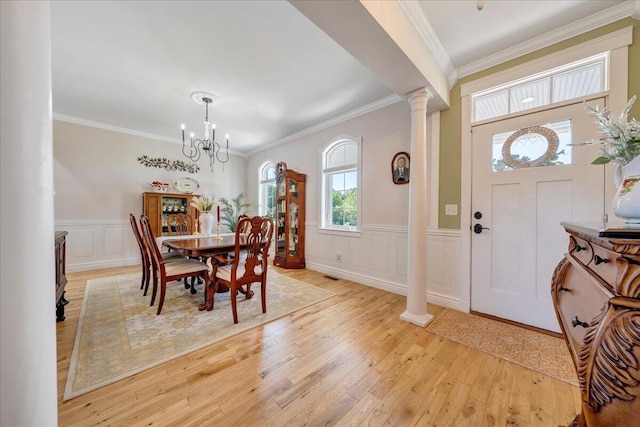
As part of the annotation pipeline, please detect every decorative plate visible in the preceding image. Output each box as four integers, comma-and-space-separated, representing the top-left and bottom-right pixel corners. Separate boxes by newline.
174, 177, 200, 194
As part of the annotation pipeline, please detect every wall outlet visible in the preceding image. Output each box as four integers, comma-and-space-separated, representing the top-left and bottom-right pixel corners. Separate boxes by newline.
336, 252, 341, 261
445, 204, 458, 216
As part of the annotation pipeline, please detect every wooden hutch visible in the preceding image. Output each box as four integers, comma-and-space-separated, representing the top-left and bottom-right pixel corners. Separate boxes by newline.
143, 192, 199, 236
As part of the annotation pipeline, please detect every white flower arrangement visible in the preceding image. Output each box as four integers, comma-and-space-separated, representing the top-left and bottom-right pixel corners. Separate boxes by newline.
190, 192, 215, 213
579, 95, 640, 166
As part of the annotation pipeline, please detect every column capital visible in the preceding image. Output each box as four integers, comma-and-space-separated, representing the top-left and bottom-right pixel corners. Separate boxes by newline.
406, 88, 434, 112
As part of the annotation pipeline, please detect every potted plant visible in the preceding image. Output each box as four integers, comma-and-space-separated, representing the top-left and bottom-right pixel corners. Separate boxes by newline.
190, 192, 216, 234
581, 96, 640, 222
218, 193, 255, 232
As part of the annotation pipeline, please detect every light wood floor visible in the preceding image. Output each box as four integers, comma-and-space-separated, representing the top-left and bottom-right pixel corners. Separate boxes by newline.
57, 265, 581, 426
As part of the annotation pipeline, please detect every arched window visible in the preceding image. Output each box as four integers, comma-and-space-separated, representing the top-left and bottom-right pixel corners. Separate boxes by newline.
258, 161, 276, 218
321, 136, 361, 231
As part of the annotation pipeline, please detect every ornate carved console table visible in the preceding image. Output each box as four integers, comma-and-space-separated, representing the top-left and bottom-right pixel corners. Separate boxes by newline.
552, 222, 640, 426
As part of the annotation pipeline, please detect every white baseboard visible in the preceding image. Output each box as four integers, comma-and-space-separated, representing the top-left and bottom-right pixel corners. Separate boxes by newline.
305, 261, 407, 295
67, 257, 140, 273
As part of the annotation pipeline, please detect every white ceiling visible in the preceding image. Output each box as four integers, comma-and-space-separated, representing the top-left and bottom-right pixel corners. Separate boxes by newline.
51, 0, 636, 154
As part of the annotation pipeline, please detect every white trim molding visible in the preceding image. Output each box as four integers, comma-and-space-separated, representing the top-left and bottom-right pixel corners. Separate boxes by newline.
397, 0, 457, 87
53, 114, 245, 157
457, 2, 636, 79
248, 94, 403, 156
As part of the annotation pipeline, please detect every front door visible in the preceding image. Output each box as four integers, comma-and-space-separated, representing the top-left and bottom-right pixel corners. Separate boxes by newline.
471, 99, 605, 332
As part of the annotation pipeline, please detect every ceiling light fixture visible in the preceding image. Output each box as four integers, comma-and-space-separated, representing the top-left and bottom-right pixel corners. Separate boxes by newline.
477, 0, 484, 11
181, 93, 229, 172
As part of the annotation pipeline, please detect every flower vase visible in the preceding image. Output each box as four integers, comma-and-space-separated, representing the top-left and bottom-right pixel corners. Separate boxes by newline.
613, 156, 640, 223
199, 212, 215, 235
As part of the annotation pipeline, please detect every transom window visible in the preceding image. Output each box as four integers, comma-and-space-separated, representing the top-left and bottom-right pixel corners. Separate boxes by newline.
472, 53, 607, 123
321, 137, 361, 231
258, 161, 276, 219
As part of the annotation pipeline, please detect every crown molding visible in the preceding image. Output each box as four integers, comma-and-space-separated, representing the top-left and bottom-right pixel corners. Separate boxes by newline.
397, 0, 457, 87
53, 113, 244, 157
457, 1, 636, 79
247, 93, 403, 156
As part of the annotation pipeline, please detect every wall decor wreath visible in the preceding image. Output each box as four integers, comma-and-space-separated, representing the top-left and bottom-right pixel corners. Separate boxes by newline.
137, 156, 199, 174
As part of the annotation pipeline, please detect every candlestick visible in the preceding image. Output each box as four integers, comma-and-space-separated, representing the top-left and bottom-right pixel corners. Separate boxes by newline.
217, 205, 220, 222
215, 223, 222, 241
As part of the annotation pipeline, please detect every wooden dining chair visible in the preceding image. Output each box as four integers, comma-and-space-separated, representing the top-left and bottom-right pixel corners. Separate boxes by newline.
166, 213, 194, 235
208, 216, 274, 323
129, 213, 183, 294
140, 215, 211, 315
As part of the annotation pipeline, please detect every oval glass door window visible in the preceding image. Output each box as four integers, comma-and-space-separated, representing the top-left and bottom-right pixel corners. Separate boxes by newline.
492, 120, 572, 172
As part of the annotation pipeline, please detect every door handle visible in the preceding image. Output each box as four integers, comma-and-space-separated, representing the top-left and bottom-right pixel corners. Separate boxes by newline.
473, 224, 490, 234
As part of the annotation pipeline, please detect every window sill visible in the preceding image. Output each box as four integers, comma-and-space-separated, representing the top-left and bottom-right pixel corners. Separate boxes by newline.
317, 227, 362, 238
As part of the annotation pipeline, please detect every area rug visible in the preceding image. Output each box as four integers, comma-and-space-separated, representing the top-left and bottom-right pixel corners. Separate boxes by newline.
64, 271, 335, 401
426, 308, 578, 386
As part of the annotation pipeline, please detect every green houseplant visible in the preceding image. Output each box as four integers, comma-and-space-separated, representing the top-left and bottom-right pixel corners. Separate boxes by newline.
218, 193, 255, 232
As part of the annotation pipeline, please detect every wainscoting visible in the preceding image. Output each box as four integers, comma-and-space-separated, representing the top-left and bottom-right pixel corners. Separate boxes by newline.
305, 223, 467, 312
55, 220, 139, 272
55, 219, 466, 311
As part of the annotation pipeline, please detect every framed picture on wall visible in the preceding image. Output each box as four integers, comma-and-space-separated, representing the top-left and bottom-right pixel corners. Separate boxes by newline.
392, 152, 410, 185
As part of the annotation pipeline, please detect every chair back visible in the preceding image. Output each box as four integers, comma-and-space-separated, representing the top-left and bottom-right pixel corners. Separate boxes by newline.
140, 215, 165, 271
229, 216, 274, 283
130, 213, 149, 262
167, 213, 193, 235
237, 214, 250, 234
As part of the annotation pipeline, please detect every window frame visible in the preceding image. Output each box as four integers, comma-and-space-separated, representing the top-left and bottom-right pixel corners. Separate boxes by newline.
320, 136, 362, 234
258, 161, 276, 219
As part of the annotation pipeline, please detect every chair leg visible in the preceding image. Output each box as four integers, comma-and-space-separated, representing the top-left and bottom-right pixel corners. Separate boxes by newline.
150, 269, 158, 305
261, 279, 267, 314
140, 263, 146, 290
231, 285, 238, 324
156, 280, 166, 315
144, 266, 151, 295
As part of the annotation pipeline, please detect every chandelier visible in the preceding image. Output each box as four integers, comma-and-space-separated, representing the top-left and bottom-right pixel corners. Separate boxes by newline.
180, 93, 229, 172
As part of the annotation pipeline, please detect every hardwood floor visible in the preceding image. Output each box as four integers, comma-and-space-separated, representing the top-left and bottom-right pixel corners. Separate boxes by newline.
57, 265, 581, 426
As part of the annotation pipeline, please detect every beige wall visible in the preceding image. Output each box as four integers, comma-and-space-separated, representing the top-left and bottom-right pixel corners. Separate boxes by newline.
246, 100, 412, 227
438, 17, 640, 229
53, 120, 247, 221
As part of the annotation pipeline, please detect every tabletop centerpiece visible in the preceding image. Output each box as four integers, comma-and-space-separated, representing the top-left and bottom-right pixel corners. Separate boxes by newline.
581, 95, 640, 223
190, 192, 216, 235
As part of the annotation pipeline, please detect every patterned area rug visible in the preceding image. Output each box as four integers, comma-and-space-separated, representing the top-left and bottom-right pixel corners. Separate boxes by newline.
426, 308, 578, 386
64, 271, 335, 401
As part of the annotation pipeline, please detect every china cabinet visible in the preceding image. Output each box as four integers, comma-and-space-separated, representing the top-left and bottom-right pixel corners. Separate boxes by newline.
142, 192, 199, 236
274, 162, 306, 269
551, 222, 640, 426
55, 231, 68, 322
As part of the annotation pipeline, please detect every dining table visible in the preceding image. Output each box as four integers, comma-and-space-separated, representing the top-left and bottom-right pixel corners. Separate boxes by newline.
161, 233, 246, 311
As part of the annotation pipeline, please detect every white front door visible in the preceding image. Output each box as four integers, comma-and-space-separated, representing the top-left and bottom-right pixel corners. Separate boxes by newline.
471, 99, 605, 332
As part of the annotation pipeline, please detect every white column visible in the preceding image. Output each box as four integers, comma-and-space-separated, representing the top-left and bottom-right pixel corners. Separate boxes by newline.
400, 88, 434, 327
1, 1, 58, 425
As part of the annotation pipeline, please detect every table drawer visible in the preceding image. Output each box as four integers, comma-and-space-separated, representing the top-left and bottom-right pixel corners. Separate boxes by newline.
569, 235, 593, 267
556, 259, 611, 361
588, 245, 619, 288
